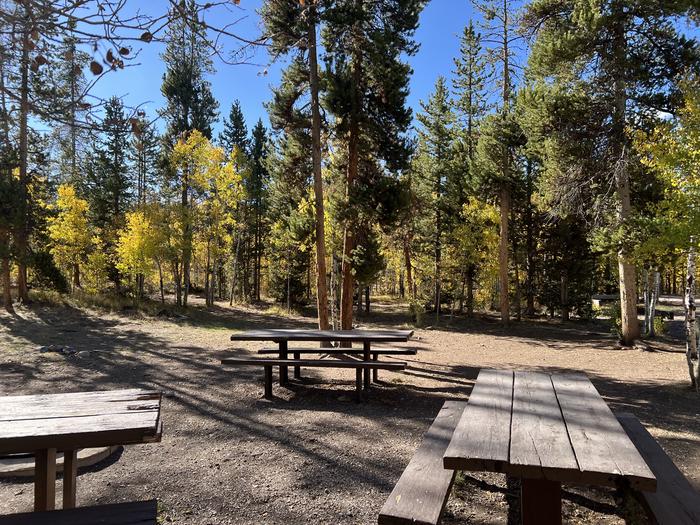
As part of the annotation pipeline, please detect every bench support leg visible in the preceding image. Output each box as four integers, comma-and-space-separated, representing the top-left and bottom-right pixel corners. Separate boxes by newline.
279, 341, 288, 386
521, 478, 561, 525
372, 353, 378, 382
34, 448, 56, 511
264, 365, 273, 399
63, 449, 78, 509
355, 368, 363, 402
293, 351, 301, 379
363, 342, 371, 390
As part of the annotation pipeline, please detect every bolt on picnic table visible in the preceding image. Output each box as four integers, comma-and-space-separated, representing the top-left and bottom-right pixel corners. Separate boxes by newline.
0, 389, 163, 512
230, 329, 414, 387
442, 369, 656, 525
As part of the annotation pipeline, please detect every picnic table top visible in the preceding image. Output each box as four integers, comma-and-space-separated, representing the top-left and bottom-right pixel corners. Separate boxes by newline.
443, 369, 656, 492
229, 328, 414, 343
0, 389, 162, 455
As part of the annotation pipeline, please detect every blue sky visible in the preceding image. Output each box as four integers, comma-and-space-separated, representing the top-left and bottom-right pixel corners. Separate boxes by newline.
90, 0, 484, 137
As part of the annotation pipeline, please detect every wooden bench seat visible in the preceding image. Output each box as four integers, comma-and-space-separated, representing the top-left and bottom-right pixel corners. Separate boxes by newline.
0, 500, 157, 524
617, 413, 700, 525
257, 347, 416, 382
221, 357, 407, 401
379, 401, 467, 525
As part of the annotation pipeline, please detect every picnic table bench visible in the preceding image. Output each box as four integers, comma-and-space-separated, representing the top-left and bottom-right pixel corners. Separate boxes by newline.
617, 413, 700, 524
256, 346, 416, 381
222, 357, 407, 401
0, 389, 162, 512
0, 500, 157, 525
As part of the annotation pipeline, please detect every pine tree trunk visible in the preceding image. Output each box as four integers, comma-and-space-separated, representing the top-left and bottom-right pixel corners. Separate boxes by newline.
612, 5, 640, 346
307, 2, 331, 332
499, 187, 510, 323
435, 204, 441, 321
182, 170, 191, 307
157, 260, 165, 304
561, 271, 570, 321
0, 229, 12, 312
525, 161, 536, 317
466, 265, 475, 317
403, 236, 414, 301
340, 34, 362, 332
685, 240, 698, 390
16, 22, 30, 304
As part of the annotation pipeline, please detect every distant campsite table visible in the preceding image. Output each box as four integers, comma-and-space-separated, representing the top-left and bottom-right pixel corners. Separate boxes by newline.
443, 369, 656, 525
0, 389, 162, 512
230, 329, 414, 387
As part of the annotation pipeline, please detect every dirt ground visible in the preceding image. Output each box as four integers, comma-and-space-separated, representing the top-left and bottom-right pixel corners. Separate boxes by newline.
0, 297, 698, 524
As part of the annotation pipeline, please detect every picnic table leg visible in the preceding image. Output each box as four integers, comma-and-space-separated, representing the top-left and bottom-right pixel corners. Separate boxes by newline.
34, 448, 56, 511
62, 449, 78, 509
363, 341, 371, 390
355, 368, 363, 402
293, 351, 301, 379
521, 478, 561, 525
264, 365, 273, 399
278, 340, 289, 386
372, 352, 378, 382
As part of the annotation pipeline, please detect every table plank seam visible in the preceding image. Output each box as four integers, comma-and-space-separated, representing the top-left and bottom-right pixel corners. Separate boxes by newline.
550, 374, 583, 476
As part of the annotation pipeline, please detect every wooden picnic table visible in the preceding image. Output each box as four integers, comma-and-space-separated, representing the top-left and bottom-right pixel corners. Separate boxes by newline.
443, 369, 656, 525
0, 389, 162, 512
230, 329, 413, 388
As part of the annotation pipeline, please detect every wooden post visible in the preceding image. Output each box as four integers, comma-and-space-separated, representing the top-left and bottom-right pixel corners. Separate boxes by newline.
278, 340, 288, 386
293, 351, 301, 379
62, 449, 78, 509
355, 368, 363, 402
264, 365, 273, 399
363, 341, 371, 390
521, 478, 562, 525
34, 448, 57, 511
372, 352, 378, 382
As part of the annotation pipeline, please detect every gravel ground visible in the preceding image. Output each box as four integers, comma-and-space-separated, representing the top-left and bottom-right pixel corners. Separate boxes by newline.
0, 298, 698, 524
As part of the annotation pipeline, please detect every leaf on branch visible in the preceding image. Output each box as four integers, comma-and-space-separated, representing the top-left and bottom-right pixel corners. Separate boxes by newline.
106, 49, 115, 63
140, 31, 154, 43
119, 47, 130, 56
35, 55, 47, 66
89, 61, 104, 75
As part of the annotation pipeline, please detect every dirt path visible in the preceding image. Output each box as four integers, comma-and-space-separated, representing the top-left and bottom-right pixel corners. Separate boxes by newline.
0, 299, 697, 524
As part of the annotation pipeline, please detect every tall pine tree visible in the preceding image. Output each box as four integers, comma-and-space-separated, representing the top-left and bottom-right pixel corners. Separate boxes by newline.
160, 0, 218, 306
323, 0, 423, 329
523, 0, 700, 344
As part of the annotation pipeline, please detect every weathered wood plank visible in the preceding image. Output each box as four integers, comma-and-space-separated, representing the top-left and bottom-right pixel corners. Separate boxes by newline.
617, 413, 700, 524
552, 374, 655, 491
0, 400, 160, 422
379, 401, 467, 525
0, 499, 158, 524
508, 371, 579, 481
0, 390, 159, 406
230, 329, 413, 342
443, 369, 513, 472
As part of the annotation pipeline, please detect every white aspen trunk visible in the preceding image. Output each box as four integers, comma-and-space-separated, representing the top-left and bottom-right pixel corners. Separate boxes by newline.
649, 269, 660, 337
685, 239, 697, 390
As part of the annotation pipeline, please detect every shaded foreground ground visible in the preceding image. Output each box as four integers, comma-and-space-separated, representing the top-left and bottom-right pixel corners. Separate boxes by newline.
0, 298, 698, 524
